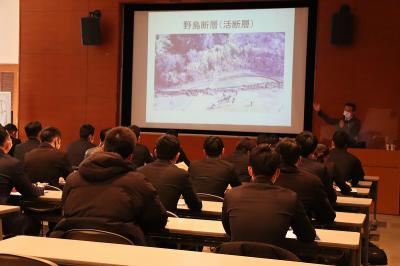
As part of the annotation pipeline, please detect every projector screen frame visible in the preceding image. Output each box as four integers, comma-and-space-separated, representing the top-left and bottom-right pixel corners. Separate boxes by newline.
120, 0, 317, 137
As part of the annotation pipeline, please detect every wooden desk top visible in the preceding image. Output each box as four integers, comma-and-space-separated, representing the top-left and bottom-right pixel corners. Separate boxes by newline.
336, 196, 372, 208
334, 212, 365, 227
166, 217, 360, 250
0, 205, 20, 215
357, 181, 372, 188
363, 176, 380, 182
178, 199, 222, 215
11, 190, 62, 202
0, 236, 325, 266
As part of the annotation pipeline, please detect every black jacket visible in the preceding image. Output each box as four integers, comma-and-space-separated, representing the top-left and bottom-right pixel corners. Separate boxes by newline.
24, 143, 73, 187
133, 143, 154, 167
67, 139, 96, 167
275, 165, 336, 224
61, 152, 167, 245
327, 148, 364, 186
14, 138, 41, 162
223, 151, 251, 182
189, 157, 241, 197
222, 180, 316, 246
137, 159, 202, 213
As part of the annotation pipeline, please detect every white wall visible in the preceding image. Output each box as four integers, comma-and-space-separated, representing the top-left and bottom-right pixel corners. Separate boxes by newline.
0, 0, 19, 64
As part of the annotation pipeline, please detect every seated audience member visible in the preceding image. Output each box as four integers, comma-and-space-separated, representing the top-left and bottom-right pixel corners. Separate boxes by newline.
0, 127, 44, 235
67, 124, 96, 167
222, 146, 316, 246
24, 127, 72, 187
327, 130, 364, 186
129, 125, 154, 167
166, 129, 191, 166
137, 134, 201, 213
223, 138, 256, 182
84, 128, 110, 159
275, 138, 336, 224
314, 143, 352, 194
295, 131, 337, 203
256, 133, 279, 148
4, 123, 21, 156
58, 127, 167, 245
189, 136, 241, 197
14, 121, 42, 162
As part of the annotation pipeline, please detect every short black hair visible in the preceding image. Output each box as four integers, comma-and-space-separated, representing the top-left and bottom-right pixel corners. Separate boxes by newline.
40, 127, 61, 143
345, 102, 356, 111
129, 125, 141, 139
235, 138, 256, 153
25, 121, 42, 138
0, 127, 10, 146
257, 133, 279, 146
249, 145, 281, 177
155, 134, 180, 160
79, 124, 95, 139
4, 123, 17, 133
166, 129, 178, 137
332, 130, 350, 149
295, 131, 318, 157
104, 127, 136, 159
99, 128, 110, 142
275, 138, 300, 166
203, 136, 224, 157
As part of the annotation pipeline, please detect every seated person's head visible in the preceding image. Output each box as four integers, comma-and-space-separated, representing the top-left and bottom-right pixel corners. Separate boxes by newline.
248, 145, 281, 183
203, 136, 224, 158
0, 127, 12, 153
104, 127, 136, 159
80, 124, 95, 142
40, 127, 62, 150
4, 123, 18, 138
129, 125, 141, 141
256, 133, 279, 147
295, 131, 318, 158
332, 130, 350, 149
275, 138, 300, 166
235, 137, 256, 154
25, 121, 42, 139
155, 134, 180, 162
314, 143, 329, 162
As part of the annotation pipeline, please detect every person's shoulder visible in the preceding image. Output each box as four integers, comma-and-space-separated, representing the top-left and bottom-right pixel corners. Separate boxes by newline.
0, 153, 20, 168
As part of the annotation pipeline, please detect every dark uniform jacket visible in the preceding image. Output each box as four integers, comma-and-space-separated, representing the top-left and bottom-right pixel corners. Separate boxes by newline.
222, 180, 316, 246
133, 143, 154, 167
137, 159, 202, 213
327, 148, 364, 186
189, 157, 241, 197
67, 139, 96, 167
14, 138, 40, 162
298, 157, 337, 203
24, 143, 72, 187
223, 151, 251, 182
60, 152, 167, 245
275, 165, 336, 224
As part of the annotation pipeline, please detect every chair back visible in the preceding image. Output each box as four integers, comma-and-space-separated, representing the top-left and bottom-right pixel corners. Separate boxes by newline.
196, 193, 223, 202
217, 241, 300, 261
63, 229, 134, 245
166, 211, 179, 218
0, 253, 59, 266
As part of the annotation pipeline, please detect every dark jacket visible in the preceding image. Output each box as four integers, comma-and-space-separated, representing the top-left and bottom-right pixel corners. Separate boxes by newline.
177, 147, 190, 166
318, 110, 361, 142
137, 159, 202, 213
189, 157, 241, 197
327, 148, 364, 186
0, 151, 43, 204
298, 157, 337, 203
133, 143, 154, 167
14, 138, 41, 162
24, 143, 73, 187
275, 165, 336, 224
8, 137, 21, 157
222, 181, 316, 246
223, 151, 251, 182
67, 139, 96, 167
61, 152, 168, 245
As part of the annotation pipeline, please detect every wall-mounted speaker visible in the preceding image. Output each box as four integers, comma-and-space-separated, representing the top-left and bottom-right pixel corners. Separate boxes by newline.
81, 10, 102, 45
331, 5, 354, 45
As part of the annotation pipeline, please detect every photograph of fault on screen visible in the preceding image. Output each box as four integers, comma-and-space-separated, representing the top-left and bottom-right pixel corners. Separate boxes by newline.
135, 8, 308, 133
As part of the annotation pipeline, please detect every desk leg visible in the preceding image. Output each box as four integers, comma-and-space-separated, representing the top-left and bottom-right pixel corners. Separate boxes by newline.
373, 181, 378, 225
363, 210, 370, 266
351, 239, 362, 266
0, 218, 3, 240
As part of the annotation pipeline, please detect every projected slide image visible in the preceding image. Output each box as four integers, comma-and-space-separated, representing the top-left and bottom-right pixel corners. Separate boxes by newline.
153, 32, 285, 114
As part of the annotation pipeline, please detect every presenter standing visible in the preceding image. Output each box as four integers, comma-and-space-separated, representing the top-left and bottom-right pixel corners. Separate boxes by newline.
313, 102, 361, 144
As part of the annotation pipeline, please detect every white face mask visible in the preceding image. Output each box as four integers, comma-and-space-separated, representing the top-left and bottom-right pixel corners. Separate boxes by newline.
343, 111, 352, 121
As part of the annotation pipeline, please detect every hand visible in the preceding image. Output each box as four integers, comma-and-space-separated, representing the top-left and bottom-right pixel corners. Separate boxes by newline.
59, 177, 66, 185
313, 102, 321, 112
